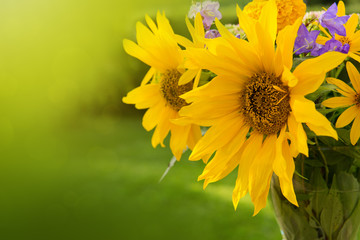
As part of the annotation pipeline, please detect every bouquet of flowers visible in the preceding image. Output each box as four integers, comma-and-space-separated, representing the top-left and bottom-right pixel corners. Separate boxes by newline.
123, 0, 360, 239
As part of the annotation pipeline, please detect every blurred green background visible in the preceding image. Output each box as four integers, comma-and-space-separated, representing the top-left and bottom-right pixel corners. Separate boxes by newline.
1, 0, 360, 239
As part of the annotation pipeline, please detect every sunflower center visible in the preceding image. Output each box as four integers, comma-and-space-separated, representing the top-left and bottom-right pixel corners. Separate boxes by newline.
160, 69, 192, 111
240, 72, 291, 135
338, 36, 351, 46
355, 93, 360, 107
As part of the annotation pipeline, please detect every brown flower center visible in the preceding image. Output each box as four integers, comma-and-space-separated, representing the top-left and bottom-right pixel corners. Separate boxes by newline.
355, 93, 360, 107
240, 72, 291, 135
338, 36, 351, 46
160, 69, 192, 111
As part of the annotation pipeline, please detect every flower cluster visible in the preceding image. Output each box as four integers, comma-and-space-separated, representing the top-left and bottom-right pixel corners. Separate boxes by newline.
123, 0, 360, 216
295, 1, 360, 60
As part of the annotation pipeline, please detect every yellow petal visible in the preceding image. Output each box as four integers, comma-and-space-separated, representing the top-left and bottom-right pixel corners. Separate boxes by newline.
337, 1, 346, 16
123, 39, 165, 71
193, 69, 202, 88
273, 133, 298, 207
326, 77, 356, 95
249, 135, 276, 215
151, 107, 176, 148
136, 21, 157, 49
349, 52, 360, 64
170, 124, 191, 160
291, 96, 338, 139
259, 0, 277, 42
350, 32, 360, 51
336, 105, 358, 128
141, 67, 156, 86
199, 126, 248, 188
350, 114, 360, 145
316, 35, 330, 45
233, 133, 263, 210
186, 124, 202, 150
282, 66, 298, 87
189, 114, 243, 160
157, 11, 174, 36
291, 71, 325, 96
185, 15, 196, 42
215, 18, 237, 40
182, 76, 242, 102
122, 84, 161, 109
194, 13, 205, 40
322, 97, 354, 108
179, 95, 240, 122
236, 4, 257, 44
145, 14, 158, 33
346, 62, 360, 93
142, 101, 163, 131
255, 21, 275, 74
345, 14, 358, 39
276, 18, 302, 70
287, 113, 308, 156
294, 51, 345, 75
292, 52, 346, 95
175, 34, 193, 48
178, 69, 198, 85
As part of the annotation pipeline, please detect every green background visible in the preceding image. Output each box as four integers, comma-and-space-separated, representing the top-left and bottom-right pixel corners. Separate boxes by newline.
1, 0, 359, 239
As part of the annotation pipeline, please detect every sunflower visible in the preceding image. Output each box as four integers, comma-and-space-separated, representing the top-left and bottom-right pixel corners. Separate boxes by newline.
243, 0, 306, 31
316, 1, 360, 63
322, 62, 360, 145
122, 12, 204, 160
179, 0, 345, 214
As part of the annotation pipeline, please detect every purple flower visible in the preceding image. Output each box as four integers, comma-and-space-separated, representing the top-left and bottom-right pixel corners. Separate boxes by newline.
312, 38, 350, 56
188, 1, 222, 30
294, 24, 320, 55
205, 29, 221, 39
200, 1, 222, 30
188, 2, 202, 19
319, 2, 350, 36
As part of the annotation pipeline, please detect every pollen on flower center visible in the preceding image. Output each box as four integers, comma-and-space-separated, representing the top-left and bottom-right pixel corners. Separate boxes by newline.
338, 36, 351, 46
160, 69, 192, 111
240, 72, 291, 135
355, 93, 360, 107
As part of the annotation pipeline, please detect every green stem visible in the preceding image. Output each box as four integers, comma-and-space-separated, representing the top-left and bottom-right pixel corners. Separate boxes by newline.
334, 62, 345, 79
314, 136, 329, 182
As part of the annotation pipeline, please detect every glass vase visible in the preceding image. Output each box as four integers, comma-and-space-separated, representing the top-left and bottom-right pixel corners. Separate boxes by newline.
270, 145, 360, 240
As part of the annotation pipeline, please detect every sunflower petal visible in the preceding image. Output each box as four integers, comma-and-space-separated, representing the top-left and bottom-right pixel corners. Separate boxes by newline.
249, 135, 276, 215
350, 115, 360, 145
233, 133, 263, 210
327, 77, 356, 95
336, 105, 358, 128
346, 62, 360, 93
291, 96, 337, 139
170, 124, 191, 160
322, 97, 354, 108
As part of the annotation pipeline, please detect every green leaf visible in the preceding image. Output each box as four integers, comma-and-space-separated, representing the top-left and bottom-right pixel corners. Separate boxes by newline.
310, 169, 329, 219
306, 84, 338, 102
336, 172, 360, 220
336, 198, 360, 240
320, 175, 344, 239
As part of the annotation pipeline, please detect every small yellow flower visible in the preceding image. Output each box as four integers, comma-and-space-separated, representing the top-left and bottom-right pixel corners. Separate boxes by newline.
243, 0, 306, 31
322, 62, 360, 145
122, 12, 204, 160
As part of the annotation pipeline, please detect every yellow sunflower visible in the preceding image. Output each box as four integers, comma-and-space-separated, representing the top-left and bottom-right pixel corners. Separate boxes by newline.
322, 62, 360, 145
243, 0, 306, 31
317, 1, 360, 63
122, 12, 204, 160
179, 0, 345, 215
